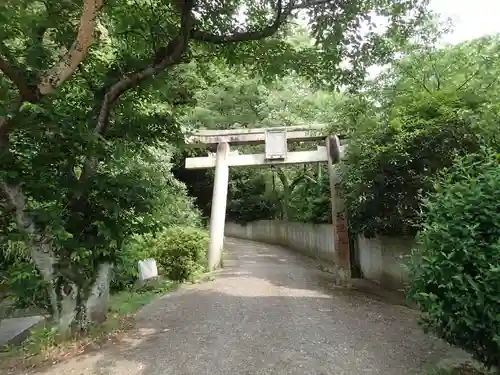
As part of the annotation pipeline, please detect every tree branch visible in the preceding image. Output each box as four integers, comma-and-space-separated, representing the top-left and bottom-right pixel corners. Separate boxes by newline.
399, 65, 432, 94
480, 76, 499, 91
455, 69, 480, 92
191, 0, 291, 44
0, 0, 106, 137
292, 0, 335, 9
0, 48, 35, 101
190, 0, 335, 44
93, 27, 192, 136
430, 61, 441, 91
38, 0, 105, 95
77, 0, 195, 184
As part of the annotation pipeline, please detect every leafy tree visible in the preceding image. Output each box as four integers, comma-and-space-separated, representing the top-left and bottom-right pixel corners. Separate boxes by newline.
288, 165, 332, 223
341, 35, 500, 237
179, 62, 344, 130
0, 0, 429, 332
226, 168, 278, 223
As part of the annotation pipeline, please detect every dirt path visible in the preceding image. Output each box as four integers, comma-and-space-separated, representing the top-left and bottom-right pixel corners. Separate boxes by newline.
31, 237, 468, 375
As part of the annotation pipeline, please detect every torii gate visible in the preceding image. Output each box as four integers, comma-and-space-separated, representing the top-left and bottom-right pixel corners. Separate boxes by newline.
185, 125, 351, 285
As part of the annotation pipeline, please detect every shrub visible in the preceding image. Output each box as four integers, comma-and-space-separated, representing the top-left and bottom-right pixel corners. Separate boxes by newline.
0, 239, 50, 310
154, 226, 208, 282
111, 234, 156, 292
407, 149, 500, 369
2, 260, 50, 311
108, 147, 203, 292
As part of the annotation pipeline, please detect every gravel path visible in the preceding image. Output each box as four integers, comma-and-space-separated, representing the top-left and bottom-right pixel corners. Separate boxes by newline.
33, 237, 467, 375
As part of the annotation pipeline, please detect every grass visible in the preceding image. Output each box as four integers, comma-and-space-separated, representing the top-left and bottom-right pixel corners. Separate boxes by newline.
0, 278, 181, 373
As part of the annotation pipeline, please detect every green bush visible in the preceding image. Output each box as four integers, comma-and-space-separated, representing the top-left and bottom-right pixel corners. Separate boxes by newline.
108, 147, 203, 292
0, 239, 50, 310
111, 234, 156, 292
2, 260, 50, 310
154, 226, 208, 282
407, 149, 500, 369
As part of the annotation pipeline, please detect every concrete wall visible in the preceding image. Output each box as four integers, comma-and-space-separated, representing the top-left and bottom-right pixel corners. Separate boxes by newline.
357, 235, 415, 290
225, 220, 415, 290
225, 220, 336, 263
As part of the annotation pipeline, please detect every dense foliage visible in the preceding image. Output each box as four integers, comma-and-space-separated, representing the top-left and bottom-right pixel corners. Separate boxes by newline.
342, 89, 498, 237
341, 35, 500, 237
1, 0, 499, 369
110, 235, 157, 293
2, 149, 201, 306
154, 226, 209, 282
3, 257, 50, 310
407, 149, 500, 369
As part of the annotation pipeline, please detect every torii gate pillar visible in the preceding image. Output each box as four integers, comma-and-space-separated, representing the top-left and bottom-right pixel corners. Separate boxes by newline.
208, 142, 230, 270
326, 135, 351, 286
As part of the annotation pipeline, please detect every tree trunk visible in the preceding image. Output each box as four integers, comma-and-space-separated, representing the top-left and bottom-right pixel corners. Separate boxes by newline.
1, 181, 112, 333
42, 261, 112, 335
56, 261, 112, 334
30, 240, 59, 320
80, 262, 112, 329
277, 169, 290, 220
1, 181, 59, 314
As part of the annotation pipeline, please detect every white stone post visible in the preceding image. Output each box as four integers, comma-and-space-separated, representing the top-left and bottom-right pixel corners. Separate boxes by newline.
208, 142, 230, 271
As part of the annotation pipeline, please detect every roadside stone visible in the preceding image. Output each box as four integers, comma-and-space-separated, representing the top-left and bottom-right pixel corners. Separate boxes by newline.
0, 315, 46, 349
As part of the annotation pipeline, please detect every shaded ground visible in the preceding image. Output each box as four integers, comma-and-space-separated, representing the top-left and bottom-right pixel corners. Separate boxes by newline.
29, 237, 469, 375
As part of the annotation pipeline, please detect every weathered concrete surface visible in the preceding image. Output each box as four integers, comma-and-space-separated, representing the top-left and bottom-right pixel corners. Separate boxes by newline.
0, 315, 46, 348
31, 237, 468, 375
